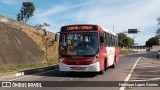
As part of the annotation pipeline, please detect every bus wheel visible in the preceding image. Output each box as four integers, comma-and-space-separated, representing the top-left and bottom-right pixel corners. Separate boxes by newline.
157, 55, 160, 59
104, 60, 107, 71
99, 69, 104, 75
99, 61, 106, 75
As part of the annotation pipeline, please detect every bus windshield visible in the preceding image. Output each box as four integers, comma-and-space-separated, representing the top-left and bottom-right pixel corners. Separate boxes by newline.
59, 32, 98, 56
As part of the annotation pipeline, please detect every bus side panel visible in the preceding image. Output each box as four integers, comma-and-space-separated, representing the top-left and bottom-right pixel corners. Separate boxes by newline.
106, 47, 115, 66
115, 46, 120, 63
98, 47, 107, 71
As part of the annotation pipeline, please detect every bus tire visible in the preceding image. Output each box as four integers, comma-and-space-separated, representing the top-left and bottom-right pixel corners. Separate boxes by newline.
104, 59, 107, 71
157, 55, 159, 59
99, 60, 106, 75
99, 69, 104, 75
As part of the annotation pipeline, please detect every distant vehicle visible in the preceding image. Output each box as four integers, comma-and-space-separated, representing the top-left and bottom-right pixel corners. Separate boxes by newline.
56, 24, 120, 74
157, 50, 160, 59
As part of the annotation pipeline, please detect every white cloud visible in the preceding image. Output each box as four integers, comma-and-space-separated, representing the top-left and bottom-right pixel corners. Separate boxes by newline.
72, 0, 160, 30
67, 0, 160, 45
36, 3, 88, 17
32, 0, 160, 45
33, 3, 90, 32
36, 6, 66, 17
0, 0, 19, 5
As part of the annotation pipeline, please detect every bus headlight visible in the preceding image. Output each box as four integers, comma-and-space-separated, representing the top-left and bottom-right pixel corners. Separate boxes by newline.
59, 55, 63, 62
93, 54, 99, 63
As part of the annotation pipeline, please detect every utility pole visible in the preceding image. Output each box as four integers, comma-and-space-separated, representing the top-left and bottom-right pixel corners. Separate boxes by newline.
128, 29, 140, 46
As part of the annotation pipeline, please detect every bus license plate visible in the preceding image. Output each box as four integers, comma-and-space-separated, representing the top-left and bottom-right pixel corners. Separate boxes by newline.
70, 66, 86, 70
74, 65, 81, 70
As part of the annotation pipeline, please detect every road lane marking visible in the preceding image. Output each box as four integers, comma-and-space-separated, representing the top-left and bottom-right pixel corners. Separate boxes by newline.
15, 72, 24, 77
119, 57, 141, 90
130, 78, 160, 81
9, 69, 58, 81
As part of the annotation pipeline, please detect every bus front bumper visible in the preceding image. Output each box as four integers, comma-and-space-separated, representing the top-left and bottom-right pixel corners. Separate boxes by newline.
59, 62, 100, 72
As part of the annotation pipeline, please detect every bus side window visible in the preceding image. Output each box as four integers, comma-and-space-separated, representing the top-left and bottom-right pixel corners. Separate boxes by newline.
115, 37, 118, 46
109, 34, 111, 47
117, 37, 119, 46
108, 33, 110, 47
100, 33, 105, 49
112, 35, 115, 47
115, 36, 117, 46
106, 32, 109, 47
112, 35, 114, 47
104, 32, 107, 47
110, 34, 112, 47
111, 35, 113, 47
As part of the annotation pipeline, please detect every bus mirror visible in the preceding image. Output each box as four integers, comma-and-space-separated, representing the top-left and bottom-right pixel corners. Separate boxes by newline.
55, 33, 59, 41
100, 36, 104, 43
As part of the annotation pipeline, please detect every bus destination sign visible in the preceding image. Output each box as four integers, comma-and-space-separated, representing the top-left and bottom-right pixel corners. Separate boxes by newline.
61, 25, 98, 31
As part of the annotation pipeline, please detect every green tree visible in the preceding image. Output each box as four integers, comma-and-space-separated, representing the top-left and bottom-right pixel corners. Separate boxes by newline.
126, 37, 134, 46
156, 17, 160, 43
34, 22, 50, 34
156, 28, 160, 38
118, 33, 126, 46
157, 17, 160, 25
17, 2, 35, 23
118, 33, 134, 47
34, 22, 52, 60
34, 22, 50, 30
146, 37, 159, 46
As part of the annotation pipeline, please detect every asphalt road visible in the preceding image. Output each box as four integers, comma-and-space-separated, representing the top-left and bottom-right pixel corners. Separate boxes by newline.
1, 52, 160, 90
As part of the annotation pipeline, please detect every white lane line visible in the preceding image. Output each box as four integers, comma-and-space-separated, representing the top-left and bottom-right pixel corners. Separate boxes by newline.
119, 57, 141, 90
9, 69, 58, 81
15, 72, 24, 77
130, 78, 160, 81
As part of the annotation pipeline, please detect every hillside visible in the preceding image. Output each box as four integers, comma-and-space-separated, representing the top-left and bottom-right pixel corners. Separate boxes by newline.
0, 22, 44, 67
0, 15, 59, 65
21, 27, 58, 63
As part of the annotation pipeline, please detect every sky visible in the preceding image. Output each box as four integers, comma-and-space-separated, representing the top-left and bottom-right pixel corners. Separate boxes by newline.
0, 0, 160, 45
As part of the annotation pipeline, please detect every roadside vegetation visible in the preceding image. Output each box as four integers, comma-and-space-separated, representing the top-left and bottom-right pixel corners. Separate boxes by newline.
120, 50, 138, 55
0, 60, 56, 73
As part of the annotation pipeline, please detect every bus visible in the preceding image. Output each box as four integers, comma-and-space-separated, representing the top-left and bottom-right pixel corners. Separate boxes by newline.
56, 24, 120, 74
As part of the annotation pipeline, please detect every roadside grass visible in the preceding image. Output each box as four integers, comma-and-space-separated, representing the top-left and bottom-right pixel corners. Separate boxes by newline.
120, 50, 139, 55
0, 60, 57, 73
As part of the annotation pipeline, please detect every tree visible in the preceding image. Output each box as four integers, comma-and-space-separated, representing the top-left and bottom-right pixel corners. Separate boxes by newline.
118, 33, 126, 47
17, 2, 35, 23
146, 36, 159, 46
34, 22, 52, 60
157, 17, 160, 25
155, 17, 160, 45
34, 22, 50, 34
34, 22, 50, 30
156, 28, 160, 38
118, 33, 134, 47
126, 37, 134, 46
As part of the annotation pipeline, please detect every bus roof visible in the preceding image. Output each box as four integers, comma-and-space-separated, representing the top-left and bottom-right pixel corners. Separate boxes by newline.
61, 24, 118, 36
102, 27, 118, 36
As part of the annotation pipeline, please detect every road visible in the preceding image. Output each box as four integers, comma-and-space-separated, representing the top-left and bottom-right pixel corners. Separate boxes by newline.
1, 52, 160, 90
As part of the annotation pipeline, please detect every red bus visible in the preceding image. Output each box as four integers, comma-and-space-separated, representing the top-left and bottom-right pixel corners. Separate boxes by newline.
57, 24, 120, 74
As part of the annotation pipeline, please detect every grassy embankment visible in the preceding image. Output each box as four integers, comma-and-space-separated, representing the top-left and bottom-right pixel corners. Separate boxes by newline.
120, 50, 139, 55
0, 24, 58, 73
0, 60, 54, 73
